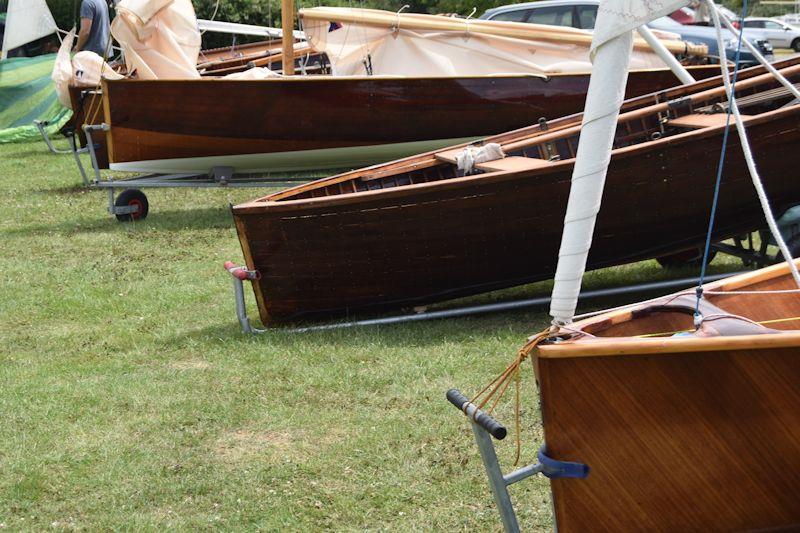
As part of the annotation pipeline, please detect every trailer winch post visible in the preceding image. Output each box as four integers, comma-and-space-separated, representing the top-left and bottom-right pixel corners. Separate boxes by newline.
447, 389, 589, 532
83, 124, 110, 184
224, 262, 265, 334
34, 120, 77, 155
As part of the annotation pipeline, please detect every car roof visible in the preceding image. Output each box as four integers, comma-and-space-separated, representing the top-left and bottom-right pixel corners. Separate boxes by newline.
482, 0, 598, 16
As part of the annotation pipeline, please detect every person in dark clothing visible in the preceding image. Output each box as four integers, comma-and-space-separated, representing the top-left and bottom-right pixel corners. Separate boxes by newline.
76, 0, 110, 56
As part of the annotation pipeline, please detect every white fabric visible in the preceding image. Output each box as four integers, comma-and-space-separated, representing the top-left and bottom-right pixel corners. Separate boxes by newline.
52, 32, 124, 110
72, 51, 125, 86
52, 30, 76, 108
223, 67, 282, 79
304, 17, 668, 77
111, 0, 201, 79
549, 0, 691, 324
1, 0, 58, 59
456, 143, 505, 175
592, 0, 693, 56
706, 1, 800, 288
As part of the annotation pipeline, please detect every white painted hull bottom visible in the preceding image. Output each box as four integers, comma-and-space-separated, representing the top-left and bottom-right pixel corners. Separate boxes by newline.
109, 137, 481, 175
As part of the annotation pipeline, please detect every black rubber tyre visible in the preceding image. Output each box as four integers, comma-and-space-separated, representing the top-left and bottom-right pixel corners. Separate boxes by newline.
657, 248, 717, 269
774, 234, 800, 263
114, 189, 149, 222
793, 38, 800, 52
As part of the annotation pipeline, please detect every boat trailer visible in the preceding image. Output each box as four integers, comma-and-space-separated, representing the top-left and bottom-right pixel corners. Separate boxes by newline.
222, 265, 742, 334
445, 389, 586, 533
63, 124, 315, 222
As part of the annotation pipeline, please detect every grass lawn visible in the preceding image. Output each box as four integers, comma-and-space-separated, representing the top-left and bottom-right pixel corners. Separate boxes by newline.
0, 138, 745, 530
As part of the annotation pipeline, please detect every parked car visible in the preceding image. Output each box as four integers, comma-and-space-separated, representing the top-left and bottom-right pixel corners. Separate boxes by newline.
776, 13, 800, 26
480, 0, 774, 67
740, 17, 800, 51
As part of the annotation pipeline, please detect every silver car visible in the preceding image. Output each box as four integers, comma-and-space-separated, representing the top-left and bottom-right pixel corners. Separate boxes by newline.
741, 17, 800, 51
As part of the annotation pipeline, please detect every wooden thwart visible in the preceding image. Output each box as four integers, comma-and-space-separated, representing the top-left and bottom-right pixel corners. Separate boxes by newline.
475, 156, 551, 173
669, 113, 752, 129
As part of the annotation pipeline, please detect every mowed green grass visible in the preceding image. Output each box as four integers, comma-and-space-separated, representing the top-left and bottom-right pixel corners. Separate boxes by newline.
0, 138, 743, 530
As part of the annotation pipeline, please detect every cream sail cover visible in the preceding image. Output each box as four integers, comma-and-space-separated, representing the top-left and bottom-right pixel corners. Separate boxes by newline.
301, 8, 691, 77
111, 0, 201, 79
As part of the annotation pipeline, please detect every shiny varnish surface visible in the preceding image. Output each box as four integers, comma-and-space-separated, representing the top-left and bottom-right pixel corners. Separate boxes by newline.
232, 58, 800, 324
535, 261, 800, 531
103, 65, 722, 165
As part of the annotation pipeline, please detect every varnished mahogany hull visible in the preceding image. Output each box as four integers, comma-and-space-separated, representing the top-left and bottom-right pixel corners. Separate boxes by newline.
102, 66, 721, 172
537, 347, 800, 531
534, 262, 800, 530
233, 108, 800, 323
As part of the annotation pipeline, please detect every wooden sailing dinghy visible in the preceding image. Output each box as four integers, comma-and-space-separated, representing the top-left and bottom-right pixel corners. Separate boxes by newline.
232, 58, 800, 323
532, 259, 800, 530
98, 4, 710, 174
101, 65, 720, 174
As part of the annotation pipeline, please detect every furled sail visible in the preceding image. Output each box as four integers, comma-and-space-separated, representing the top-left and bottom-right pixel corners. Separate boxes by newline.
1, 0, 58, 60
549, 0, 691, 325
111, 0, 201, 79
300, 7, 705, 77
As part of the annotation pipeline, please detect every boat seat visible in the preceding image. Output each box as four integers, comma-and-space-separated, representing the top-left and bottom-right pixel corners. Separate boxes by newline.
434, 148, 465, 164
668, 113, 752, 129
475, 156, 552, 173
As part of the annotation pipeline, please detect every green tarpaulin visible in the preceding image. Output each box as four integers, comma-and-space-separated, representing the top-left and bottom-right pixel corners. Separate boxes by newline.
0, 53, 72, 143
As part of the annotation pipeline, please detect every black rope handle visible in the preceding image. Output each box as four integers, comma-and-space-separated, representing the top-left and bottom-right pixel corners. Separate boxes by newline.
447, 389, 507, 440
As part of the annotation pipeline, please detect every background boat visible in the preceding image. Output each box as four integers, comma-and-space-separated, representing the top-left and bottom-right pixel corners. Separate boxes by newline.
231, 59, 800, 323
101, 64, 721, 174
97, 4, 709, 174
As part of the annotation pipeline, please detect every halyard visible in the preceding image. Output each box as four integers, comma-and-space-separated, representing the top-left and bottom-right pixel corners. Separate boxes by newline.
0, 138, 742, 530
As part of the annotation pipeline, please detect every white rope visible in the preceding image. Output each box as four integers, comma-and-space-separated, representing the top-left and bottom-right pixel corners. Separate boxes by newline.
706, 0, 800, 289
716, 11, 800, 102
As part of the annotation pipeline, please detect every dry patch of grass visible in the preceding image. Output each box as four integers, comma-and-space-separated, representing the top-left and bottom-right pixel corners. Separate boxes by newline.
169, 359, 212, 371
214, 428, 297, 462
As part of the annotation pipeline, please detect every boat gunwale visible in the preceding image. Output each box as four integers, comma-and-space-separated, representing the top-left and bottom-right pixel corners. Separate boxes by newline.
228, 58, 798, 202
232, 103, 799, 214
538, 260, 800, 358
101, 63, 726, 85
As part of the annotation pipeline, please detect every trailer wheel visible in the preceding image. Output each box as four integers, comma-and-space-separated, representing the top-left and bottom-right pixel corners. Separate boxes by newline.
657, 248, 716, 269
115, 189, 149, 222
775, 234, 800, 263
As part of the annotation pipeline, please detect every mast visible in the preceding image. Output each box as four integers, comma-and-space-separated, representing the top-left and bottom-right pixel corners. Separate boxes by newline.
549, 0, 690, 325
281, 0, 295, 75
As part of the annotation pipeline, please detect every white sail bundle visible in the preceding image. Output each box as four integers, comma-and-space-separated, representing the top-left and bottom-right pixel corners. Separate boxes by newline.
1, 0, 58, 60
111, 0, 201, 79
549, 0, 691, 325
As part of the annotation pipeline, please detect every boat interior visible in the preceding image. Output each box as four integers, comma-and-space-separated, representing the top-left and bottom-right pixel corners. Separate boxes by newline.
263, 65, 800, 204
573, 262, 800, 339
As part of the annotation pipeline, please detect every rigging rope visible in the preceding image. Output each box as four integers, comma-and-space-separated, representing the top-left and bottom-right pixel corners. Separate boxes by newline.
695, 0, 800, 325
693, 0, 746, 325
468, 329, 552, 465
